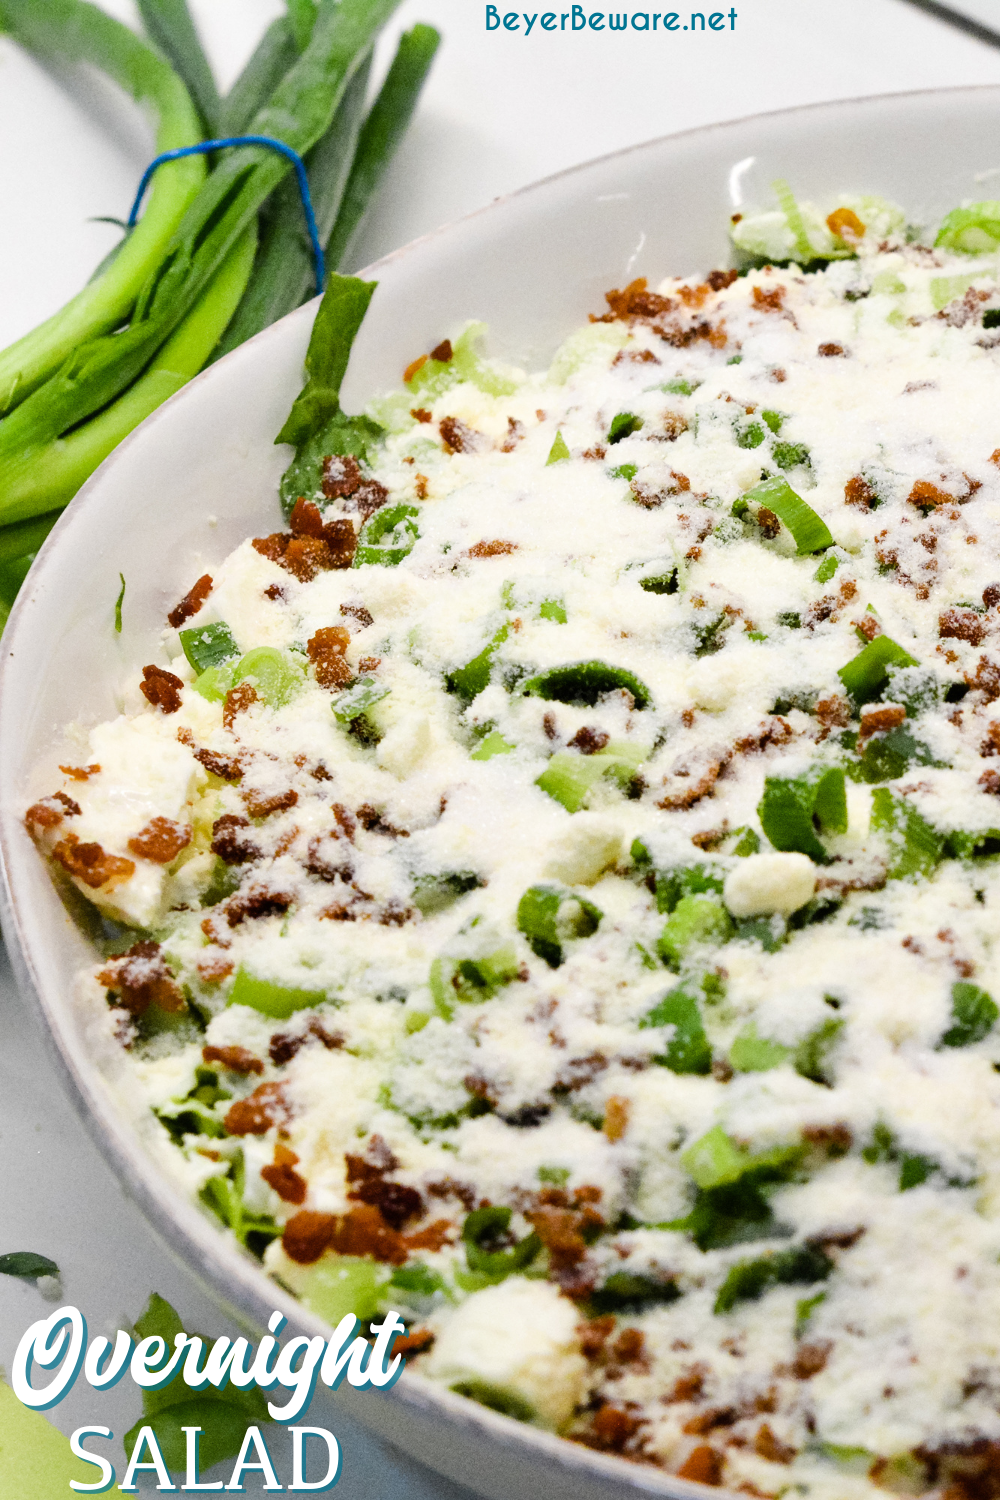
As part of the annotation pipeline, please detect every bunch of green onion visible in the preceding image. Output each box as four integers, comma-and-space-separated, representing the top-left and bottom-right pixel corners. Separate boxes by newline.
0, 0, 440, 630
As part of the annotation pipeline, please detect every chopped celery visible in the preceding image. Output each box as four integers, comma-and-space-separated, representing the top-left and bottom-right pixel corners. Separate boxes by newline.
547, 322, 630, 384
516, 884, 602, 968
758, 765, 847, 864
538, 598, 567, 623
332, 675, 390, 724
941, 981, 998, 1048
232, 647, 305, 708
462, 1206, 540, 1282
407, 322, 517, 401
469, 730, 514, 760
872, 268, 906, 294
640, 984, 712, 1074
870, 788, 943, 880
814, 553, 839, 583
935, 202, 1000, 254
277, 1254, 386, 1324
536, 741, 646, 813
607, 411, 643, 444
838, 633, 918, 704
412, 870, 481, 916
193, 663, 236, 702
742, 475, 833, 554
448, 624, 508, 700
179, 620, 239, 674
658, 894, 733, 968
353, 501, 419, 567
714, 1243, 832, 1315
522, 660, 651, 709
730, 1024, 791, 1072
930, 272, 984, 311
773, 178, 819, 265
546, 431, 570, 465
430, 945, 521, 1017
228, 967, 326, 1019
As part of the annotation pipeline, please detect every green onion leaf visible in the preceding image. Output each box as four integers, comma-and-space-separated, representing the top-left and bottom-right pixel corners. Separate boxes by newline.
521, 660, 651, 709
730, 1025, 790, 1073
412, 870, 482, 916
608, 411, 643, 444
935, 201, 1000, 254
114, 573, 125, 633
516, 884, 602, 969
535, 742, 645, 813
743, 474, 833, 554
546, 430, 570, 465
179, 620, 238, 673
353, 501, 419, 567
469, 730, 514, 761
639, 569, 678, 595
714, 1244, 832, 1315
588, 1272, 681, 1315
838, 633, 918, 704
640, 984, 712, 1074
870, 788, 944, 880
232, 646, 304, 707
814, 553, 839, 583
758, 765, 847, 865
658, 895, 733, 969
447, 625, 508, 701
941, 980, 999, 1048
228, 968, 326, 1019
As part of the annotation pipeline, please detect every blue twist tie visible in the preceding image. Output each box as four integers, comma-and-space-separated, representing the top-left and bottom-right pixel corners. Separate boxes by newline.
128, 135, 325, 293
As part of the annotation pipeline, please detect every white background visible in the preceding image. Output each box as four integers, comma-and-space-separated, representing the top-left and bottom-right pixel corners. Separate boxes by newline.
2, 0, 1000, 1492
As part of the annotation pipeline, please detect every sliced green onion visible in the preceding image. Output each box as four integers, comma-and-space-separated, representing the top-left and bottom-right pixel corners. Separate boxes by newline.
469, 730, 514, 761
730, 1025, 790, 1073
681, 1125, 801, 1191
462, 1206, 540, 1283
516, 884, 601, 969
607, 411, 643, 444
429, 946, 521, 1017
714, 1244, 832, 1315
854, 726, 942, 784
353, 502, 419, 567
179, 620, 239, 673
838, 634, 918, 704
758, 765, 847, 865
536, 742, 645, 813
639, 984, 711, 1075
658, 895, 733, 969
447, 624, 508, 701
731, 826, 761, 856
114, 573, 125, 634
794, 1017, 844, 1085
233, 647, 305, 708
135, 0, 222, 135
546, 431, 570, 465
736, 419, 766, 450
940, 981, 998, 1048
935, 201, 1000, 255
772, 178, 816, 264
761, 409, 783, 433
538, 598, 567, 623
610, 461, 637, 481
411, 870, 481, 916
743, 474, 833, 554
814, 554, 839, 583
332, 675, 389, 724
654, 863, 725, 914
773, 441, 810, 471
661, 377, 698, 395
521, 660, 651, 709
870, 788, 943, 880
228, 968, 326, 1019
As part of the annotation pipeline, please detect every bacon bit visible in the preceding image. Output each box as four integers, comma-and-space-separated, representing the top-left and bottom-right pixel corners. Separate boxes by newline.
393, 1327, 434, 1356
909, 479, 961, 509
940, 607, 987, 646
526, 1207, 591, 1274
264, 583, 286, 603
404, 1219, 456, 1252
293, 1203, 407, 1265
827, 206, 865, 241
677, 1445, 724, 1486
356, 803, 409, 837
167, 573, 213, 629
613, 345, 660, 366
348, 1171, 424, 1230
661, 410, 688, 441
283, 535, 335, 582
128, 816, 191, 864
967, 655, 1000, 701
225, 882, 293, 927
658, 751, 732, 811
685, 1407, 738, 1436
439, 416, 484, 454
585, 1405, 643, 1452
756, 506, 781, 540
426, 1177, 477, 1210
611, 1328, 646, 1366
410, 408, 433, 423
288, 498, 357, 567
466, 539, 517, 558
253, 533, 289, 564
980, 768, 1000, 795
430, 339, 453, 363
282, 1210, 336, 1263
211, 814, 260, 865
802, 1124, 853, 1161
304, 828, 353, 884
707, 268, 739, 291
858, 703, 906, 743
501, 416, 526, 451
734, 717, 793, 756
991, 451, 1000, 470
202, 1044, 263, 1075
59, 764, 100, 781
755, 1424, 795, 1464
578, 1316, 616, 1364
669, 1366, 707, 1403
196, 748, 242, 782
223, 681, 259, 730
753, 285, 785, 313
357, 655, 380, 676
340, 602, 374, 629
25, 790, 81, 831
582, 445, 607, 461
98, 939, 185, 1015
603, 1095, 631, 1142
53, 834, 135, 890
818, 342, 846, 357
569, 726, 610, 755
844, 474, 876, 510
268, 1016, 344, 1066
414, 473, 429, 500
241, 786, 298, 820
329, 803, 356, 841
140, 664, 183, 715
599, 276, 676, 322
321, 454, 363, 499
792, 1341, 831, 1380
196, 953, 234, 984
262, 1144, 307, 1205
854, 613, 882, 643
224, 1081, 291, 1136
306, 626, 352, 689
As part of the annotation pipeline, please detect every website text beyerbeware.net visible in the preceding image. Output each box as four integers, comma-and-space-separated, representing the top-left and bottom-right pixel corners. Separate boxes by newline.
486, 6, 738, 29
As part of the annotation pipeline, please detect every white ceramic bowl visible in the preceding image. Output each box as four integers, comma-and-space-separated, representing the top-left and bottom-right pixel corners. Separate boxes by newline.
5, 86, 1000, 1500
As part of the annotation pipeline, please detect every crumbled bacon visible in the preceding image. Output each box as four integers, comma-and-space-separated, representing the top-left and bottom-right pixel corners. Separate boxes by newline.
752, 285, 785, 313
858, 703, 906, 742
195, 748, 242, 782
167, 573, 213, 628
140, 664, 183, 714
613, 346, 660, 366
660, 410, 688, 441
289, 498, 357, 567
845, 474, 877, 509
967, 655, 1000, 701
706, 268, 738, 291
98, 939, 185, 1015
262, 1144, 307, 1204
677, 1446, 724, 1486
321, 454, 363, 499
305, 829, 353, 883
599, 277, 676, 322
264, 583, 286, 603
410, 408, 432, 424
202, 1044, 263, 1075
404, 1220, 456, 1252
282, 1203, 408, 1265
940, 607, 987, 646
684, 1406, 738, 1436
583, 1405, 644, 1453
241, 786, 298, 819
340, 602, 374, 629
500, 416, 525, 450
792, 1341, 831, 1379
757, 506, 781, 539
282, 1210, 336, 1263
223, 1081, 291, 1136
211, 814, 261, 865
252, 533, 290, 564
223, 682, 259, 730
307, 626, 353, 688
658, 751, 732, 810
53, 834, 134, 890
59, 764, 100, 781
466, 539, 517, 558
568, 726, 610, 755
439, 416, 485, 454
755, 1425, 795, 1464
269, 1016, 343, 1066
909, 476, 979, 509
283, 535, 337, 582
127, 817, 191, 864
818, 342, 846, 357
25, 791, 80, 832
347, 1171, 424, 1230
579, 1316, 616, 1362
356, 803, 409, 837
431, 339, 453, 363
602, 1095, 630, 1141
225, 883, 293, 927
734, 717, 792, 756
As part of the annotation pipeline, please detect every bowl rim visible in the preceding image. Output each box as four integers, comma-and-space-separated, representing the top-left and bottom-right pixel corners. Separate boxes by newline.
4, 79, 1000, 1500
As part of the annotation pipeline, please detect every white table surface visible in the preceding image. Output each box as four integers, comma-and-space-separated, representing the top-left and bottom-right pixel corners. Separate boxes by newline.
2, 0, 1000, 1492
